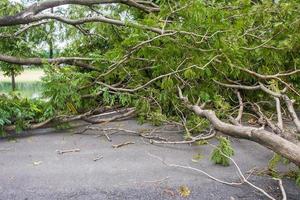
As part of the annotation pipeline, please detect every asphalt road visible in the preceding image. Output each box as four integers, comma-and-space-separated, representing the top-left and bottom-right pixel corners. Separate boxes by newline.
0, 120, 299, 200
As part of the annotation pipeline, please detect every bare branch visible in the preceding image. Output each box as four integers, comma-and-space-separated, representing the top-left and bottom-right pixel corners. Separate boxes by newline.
0, 54, 101, 71
98, 55, 219, 92
31, 14, 164, 34
148, 153, 244, 186
0, 21, 48, 38
273, 178, 287, 200
150, 129, 216, 144
213, 80, 260, 90
112, 141, 135, 148
209, 144, 276, 200
282, 95, 300, 133
274, 97, 283, 130
235, 91, 243, 123
177, 87, 300, 166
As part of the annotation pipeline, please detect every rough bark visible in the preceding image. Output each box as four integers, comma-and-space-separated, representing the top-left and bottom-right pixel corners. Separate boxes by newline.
0, 54, 100, 71
0, 0, 159, 27
191, 105, 300, 166
178, 87, 300, 166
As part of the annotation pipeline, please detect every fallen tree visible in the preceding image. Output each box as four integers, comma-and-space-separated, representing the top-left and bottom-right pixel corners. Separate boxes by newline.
178, 86, 300, 166
0, 0, 300, 169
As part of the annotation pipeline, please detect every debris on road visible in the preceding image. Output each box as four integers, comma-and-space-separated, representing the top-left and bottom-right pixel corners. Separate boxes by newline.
56, 148, 80, 154
93, 154, 103, 162
112, 141, 135, 148
33, 161, 42, 166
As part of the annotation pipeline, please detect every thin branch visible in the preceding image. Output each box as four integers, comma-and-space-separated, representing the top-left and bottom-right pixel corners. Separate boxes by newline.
0, 0, 160, 27
274, 97, 283, 130
112, 141, 135, 148
148, 152, 244, 186
273, 178, 287, 200
209, 144, 276, 200
98, 55, 219, 92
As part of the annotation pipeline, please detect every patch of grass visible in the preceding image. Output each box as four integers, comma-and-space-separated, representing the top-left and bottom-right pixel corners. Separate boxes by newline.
0, 81, 43, 98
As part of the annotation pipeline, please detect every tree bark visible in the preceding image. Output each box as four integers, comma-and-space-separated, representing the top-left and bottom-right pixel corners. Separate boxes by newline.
0, 54, 100, 71
178, 87, 300, 166
190, 105, 300, 166
0, 0, 159, 27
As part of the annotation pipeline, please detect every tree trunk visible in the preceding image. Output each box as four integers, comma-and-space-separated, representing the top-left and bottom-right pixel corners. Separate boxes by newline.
11, 69, 16, 91
190, 105, 300, 166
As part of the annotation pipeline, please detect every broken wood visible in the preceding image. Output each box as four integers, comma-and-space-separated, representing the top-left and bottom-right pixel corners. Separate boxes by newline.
93, 154, 103, 162
56, 148, 81, 154
112, 141, 135, 148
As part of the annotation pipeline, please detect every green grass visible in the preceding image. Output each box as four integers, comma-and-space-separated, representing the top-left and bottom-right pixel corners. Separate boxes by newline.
0, 68, 44, 82
0, 68, 44, 98
0, 81, 43, 98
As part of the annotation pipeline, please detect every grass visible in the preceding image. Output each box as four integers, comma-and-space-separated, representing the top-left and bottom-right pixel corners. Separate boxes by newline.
0, 68, 44, 82
0, 68, 44, 98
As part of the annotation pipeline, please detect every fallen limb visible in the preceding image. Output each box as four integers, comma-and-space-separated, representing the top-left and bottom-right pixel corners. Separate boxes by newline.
209, 144, 277, 200
75, 126, 168, 142
178, 86, 300, 166
148, 152, 244, 186
273, 178, 287, 200
150, 129, 215, 144
149, 146, 285, 200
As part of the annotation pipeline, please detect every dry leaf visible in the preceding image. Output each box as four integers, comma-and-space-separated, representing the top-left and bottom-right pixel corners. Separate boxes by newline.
179, 185, 191, 197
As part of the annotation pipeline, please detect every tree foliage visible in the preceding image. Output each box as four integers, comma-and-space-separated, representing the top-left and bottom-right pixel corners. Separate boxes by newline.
0, 1, 300, 170
0, 0, 299, 132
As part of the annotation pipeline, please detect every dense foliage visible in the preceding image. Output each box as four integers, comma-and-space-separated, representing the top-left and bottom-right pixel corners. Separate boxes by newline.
1, 0, 299, 133
0, 93, 53, 134
42, 0, 300, 131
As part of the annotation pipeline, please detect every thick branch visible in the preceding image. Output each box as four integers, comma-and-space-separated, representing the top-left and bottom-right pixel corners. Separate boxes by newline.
178, 87, 300, 166
30, 14, 164, 34
0, 54, 100, 71
0, 0, 160, 27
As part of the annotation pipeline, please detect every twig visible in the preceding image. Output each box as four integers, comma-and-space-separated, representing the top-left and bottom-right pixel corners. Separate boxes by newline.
148, 152, 244, 186
93, 154, 103, 162
274, 97, 283, 130
0, 148, 11, 152
235, 90, 243, 123
97, 55, 219, 93
143, 177, 169, 184
209, 144, 277, 200
56, 148, 80, 154
273, 178, 287, 200
112, 141, 135, 148
150, 130, 215, 144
